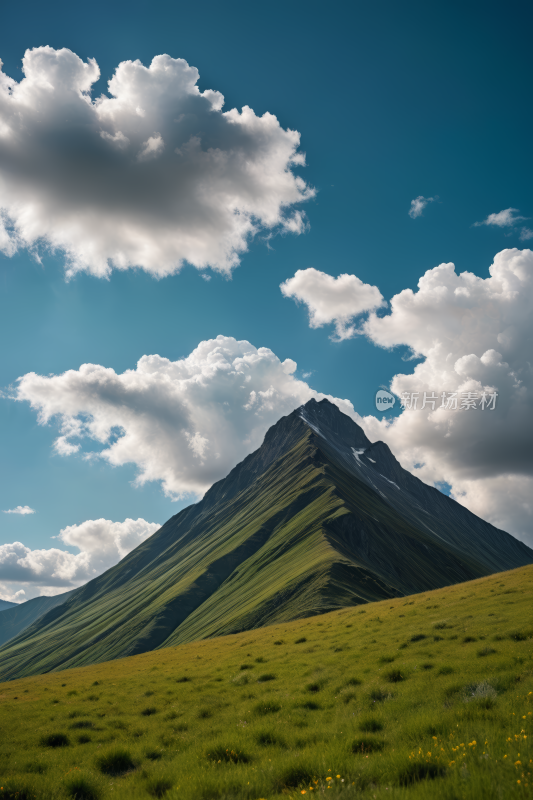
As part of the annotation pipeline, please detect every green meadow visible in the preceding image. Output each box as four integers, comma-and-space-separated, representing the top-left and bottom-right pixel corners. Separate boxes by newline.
1, 564, 532, 800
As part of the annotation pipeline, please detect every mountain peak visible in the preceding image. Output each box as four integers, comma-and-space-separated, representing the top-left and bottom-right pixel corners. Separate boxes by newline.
296, 397, 371, 451
1, 396, 532, 681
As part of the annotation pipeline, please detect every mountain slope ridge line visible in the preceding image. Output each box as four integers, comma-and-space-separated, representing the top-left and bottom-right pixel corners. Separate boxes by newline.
0, 398, 532, 680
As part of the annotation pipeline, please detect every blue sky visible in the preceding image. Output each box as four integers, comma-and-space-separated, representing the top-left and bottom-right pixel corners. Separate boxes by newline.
1, 0, 532, 600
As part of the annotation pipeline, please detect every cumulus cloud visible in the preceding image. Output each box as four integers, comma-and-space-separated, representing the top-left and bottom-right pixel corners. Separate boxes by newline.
0, 586, 25, 603
3, 506, 35, 515
409, 195, 436, 219
0, 518, 160, 599
0, 47, 314, 278
12, 336, 359, 499
474, 208, 527, 228
358, 248, 533, 546
280, 268, 385, 341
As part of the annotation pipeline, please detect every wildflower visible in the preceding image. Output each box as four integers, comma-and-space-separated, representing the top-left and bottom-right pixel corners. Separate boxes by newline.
516, 761, 522, 766
301, 792, 307, 795
326, 777, 333, 781
336, 775, 340, 778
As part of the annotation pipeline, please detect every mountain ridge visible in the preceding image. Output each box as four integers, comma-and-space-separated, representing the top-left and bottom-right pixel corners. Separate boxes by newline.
0, 591, 75, 648
0, 398, 531, 680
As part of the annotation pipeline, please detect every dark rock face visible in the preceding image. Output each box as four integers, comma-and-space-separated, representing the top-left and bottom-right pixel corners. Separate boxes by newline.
1, 398, 532, 681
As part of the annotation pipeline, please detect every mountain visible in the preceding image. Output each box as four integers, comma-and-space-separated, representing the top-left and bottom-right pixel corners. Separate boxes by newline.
0, 600, 17, 613
0, 591, 74, 648
0, 398, 531, 681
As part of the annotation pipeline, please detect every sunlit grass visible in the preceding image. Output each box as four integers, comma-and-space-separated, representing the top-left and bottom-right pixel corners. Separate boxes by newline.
0, 564, 532, 798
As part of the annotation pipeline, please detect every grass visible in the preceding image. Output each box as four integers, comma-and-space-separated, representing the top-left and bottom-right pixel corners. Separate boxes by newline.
359, 716, 384, 733
0, 564, 532, 799
64, 773, 101, 800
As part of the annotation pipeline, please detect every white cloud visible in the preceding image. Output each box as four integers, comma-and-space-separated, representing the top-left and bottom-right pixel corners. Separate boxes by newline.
0, 586, 25, 603
3, 506, 35, 515
280, 268, 385, 341
474, 208, 528, 228
409, 195, 436, 219
358, 247, 533, 547
0, 518, 160, 599
13, 336, 359, 499
58, 517, 160, 564
0, 47, 314, 278
137, 133, 164, 162
520, 227, 533, 241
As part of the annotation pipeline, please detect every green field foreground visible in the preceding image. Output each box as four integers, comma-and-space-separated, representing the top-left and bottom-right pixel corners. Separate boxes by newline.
1, 565, 532, 800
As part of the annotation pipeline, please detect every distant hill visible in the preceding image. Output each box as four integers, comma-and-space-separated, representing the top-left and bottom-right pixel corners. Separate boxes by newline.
0, 600, 17, 613
0, 591, 74, 647
0, 398, 531, 681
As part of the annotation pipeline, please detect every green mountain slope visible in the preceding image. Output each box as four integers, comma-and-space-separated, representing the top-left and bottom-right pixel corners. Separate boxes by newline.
0, 399, 531, 681
0, 591, 74, 647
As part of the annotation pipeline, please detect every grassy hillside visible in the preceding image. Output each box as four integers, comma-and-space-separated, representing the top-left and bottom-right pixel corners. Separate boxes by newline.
0, 591, 74, 648
1, 564, 532, 800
